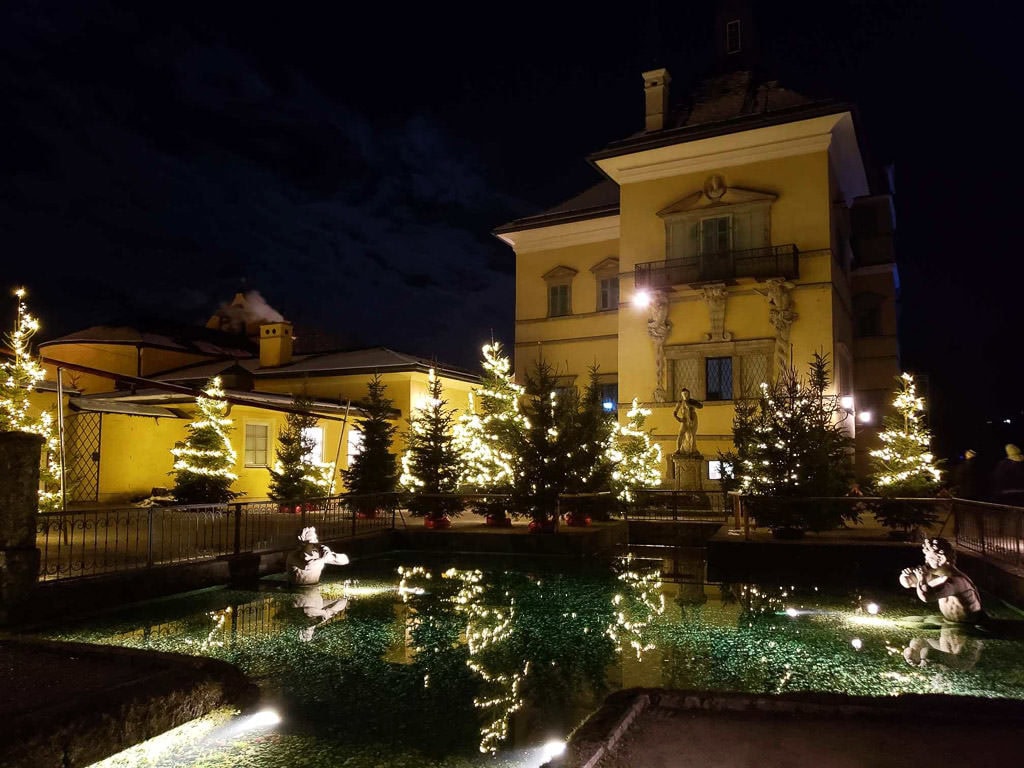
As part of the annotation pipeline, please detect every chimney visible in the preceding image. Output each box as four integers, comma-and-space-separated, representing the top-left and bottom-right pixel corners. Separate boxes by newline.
643, 68, 671, 132
259, 321, 294, 368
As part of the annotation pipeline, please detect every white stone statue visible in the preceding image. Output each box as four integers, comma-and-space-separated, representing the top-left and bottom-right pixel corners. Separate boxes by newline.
286, 527, 350, 586
673, 388, 703, 456
899, 537, 984, 624
291, 585, 349, 642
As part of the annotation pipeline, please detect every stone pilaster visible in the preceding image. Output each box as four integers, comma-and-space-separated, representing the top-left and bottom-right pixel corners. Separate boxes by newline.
0, 431, 43, 625
699, 283, 731, 342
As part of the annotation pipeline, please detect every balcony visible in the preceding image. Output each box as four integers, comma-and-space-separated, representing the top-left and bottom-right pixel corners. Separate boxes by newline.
634, 244, 799, 289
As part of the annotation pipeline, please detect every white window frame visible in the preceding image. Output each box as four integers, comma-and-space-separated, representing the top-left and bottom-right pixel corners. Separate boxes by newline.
597, 275, 620, 311
244, 421, 271, 468
726, 19, 742, 54
302, 425, 325, 463
548, 283, 571, 317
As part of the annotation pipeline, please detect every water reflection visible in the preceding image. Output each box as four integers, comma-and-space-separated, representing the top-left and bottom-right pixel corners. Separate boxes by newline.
41, 556, 1024, 767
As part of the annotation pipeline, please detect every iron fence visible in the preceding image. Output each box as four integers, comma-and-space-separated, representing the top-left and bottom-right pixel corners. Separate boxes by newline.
953, 498, 1024, 568
36, 494, 399, 581
622, 489, 728, 521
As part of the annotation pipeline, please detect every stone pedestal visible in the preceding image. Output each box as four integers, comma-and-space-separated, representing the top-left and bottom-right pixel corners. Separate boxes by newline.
0, 432, 44, 625
671, 452, 704, 492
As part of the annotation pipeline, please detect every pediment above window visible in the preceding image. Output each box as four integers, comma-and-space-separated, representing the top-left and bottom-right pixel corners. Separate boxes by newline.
589, 257, 619, 274
658, 185, 777, 218
543, 265, 579, 281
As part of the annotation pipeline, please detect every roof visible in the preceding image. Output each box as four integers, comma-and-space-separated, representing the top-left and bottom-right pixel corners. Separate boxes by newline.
495, 70, 856, 237
493, 180, 619, 235
40, 322, 255, 358
153, 346, 479, 385
72, 388, 364, 421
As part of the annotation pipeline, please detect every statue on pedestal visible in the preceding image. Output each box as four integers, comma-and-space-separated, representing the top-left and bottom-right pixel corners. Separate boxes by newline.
286, 526, 350, 586
672, 388, 703, 456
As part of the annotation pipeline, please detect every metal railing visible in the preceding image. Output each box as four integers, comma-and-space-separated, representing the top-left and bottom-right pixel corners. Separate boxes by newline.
36, 494, 398, 581
953, 498, 1024, 569
621, 489, 728, 521
634, 244, 799, 289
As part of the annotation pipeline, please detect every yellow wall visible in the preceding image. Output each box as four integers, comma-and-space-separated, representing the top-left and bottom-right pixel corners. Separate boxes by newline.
512, 149, 856, 484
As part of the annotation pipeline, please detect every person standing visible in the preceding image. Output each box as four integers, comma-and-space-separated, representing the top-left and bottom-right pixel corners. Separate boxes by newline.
990, 444, 1024, 506
952, 449, 981, 500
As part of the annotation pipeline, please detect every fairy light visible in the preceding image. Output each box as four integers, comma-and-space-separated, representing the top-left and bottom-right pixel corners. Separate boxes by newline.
606, 398, 663, 502
869, 373, 942, 488
605, 553, 665, 661
1, 288, 63, 510
170, 377, 239, 500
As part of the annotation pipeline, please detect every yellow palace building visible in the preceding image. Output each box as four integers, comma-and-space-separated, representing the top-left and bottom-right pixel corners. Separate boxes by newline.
34, 291, 476, 506
495, 8, 898, 485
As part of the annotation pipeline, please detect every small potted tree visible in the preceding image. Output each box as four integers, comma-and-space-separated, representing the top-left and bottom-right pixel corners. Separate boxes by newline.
869, 373, 944, 540
400, 370, 462, 528
341, 374, 399, 518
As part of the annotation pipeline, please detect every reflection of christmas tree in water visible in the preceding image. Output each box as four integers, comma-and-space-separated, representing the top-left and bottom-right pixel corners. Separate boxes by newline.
444, 568, 528, 755
606, 553, 665, 661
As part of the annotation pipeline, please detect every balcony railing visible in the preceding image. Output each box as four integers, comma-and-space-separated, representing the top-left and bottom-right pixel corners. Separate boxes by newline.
635, 244, 799, 289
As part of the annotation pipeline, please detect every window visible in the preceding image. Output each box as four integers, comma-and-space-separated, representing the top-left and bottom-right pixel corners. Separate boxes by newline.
244, 423, 270, 467
705, 357, 733, 401
853, 293, 883, 337
548, 284, 571, 317
598, 276, 619, 311
599, 383, 618, 412
726, 19, 742, 54
700, 215, 731, 255
302, 426, 325, 463
708, 459, 731, 481
347, 429, 364, 465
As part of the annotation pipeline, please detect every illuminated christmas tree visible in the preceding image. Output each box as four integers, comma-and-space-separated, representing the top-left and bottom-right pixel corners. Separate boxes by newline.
729, 353, 854, 532
341, 374, 398, 514
170, 377, 240, 504
268, 397, 334, 503
400, 370, 462, 519
1, 288, 62, 511
607, 399, 663, 503
869, 372, 943, 532
453, 342, 527, 519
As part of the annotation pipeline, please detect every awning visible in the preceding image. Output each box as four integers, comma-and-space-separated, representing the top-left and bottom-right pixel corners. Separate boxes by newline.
67, 398, 189, 418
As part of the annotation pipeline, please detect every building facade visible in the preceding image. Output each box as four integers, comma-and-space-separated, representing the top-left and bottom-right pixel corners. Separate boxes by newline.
496, 12, 899, 485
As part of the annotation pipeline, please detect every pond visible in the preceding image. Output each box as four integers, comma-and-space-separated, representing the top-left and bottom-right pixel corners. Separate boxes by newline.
35, 551, 1024, 768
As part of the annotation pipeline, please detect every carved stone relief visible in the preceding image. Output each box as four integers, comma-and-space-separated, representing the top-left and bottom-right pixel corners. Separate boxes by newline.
646, 290, 671, 402
760, 278, 797, 373
699, 283, 731, 342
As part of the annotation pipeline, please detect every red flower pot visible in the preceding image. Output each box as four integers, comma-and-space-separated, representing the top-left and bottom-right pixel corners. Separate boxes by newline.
528, 518, 556, 533
485, 514, 513, 528
424, 516, 451, 530
565, 513, 592, 527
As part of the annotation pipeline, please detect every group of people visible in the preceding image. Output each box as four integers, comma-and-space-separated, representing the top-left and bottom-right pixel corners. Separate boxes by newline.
951, 443, 1024, 505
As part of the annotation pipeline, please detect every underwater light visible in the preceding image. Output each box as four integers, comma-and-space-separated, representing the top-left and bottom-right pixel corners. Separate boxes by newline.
239, 708, 281, 731
851, 638, 863, 650
866, 602, 880, 615
785, 607, 799, 617
541, 739, 566, 760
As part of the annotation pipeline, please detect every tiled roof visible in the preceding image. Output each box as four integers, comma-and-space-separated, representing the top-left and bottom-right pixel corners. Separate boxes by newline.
493, 180, 619, 234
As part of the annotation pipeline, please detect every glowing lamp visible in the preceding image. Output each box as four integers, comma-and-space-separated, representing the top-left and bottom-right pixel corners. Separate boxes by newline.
785, 607, 799, 617
857, 411, 873, 424
851, 638, 863, 650
840, 395, 854, 412
866, 602, 880, 615
541, 740, 566, 760
632, 290, 651, 309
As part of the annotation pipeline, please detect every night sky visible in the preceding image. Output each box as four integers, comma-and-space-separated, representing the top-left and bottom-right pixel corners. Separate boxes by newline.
1, 0, 1020, 464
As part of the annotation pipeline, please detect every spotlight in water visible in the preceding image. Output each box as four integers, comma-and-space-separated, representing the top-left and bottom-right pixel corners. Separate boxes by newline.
239, 709, 281, 732
541, 739, 566, 761
632, 290, 651, 309
785, 607, 799, 617
866, 602, 880, 615
851, 638, 863, 650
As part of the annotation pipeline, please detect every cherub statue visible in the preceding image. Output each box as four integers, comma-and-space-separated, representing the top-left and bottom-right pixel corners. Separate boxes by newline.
673, 388, 703, 455
286, 526, 350, 586
899, 537, 985, 625
291, 585, 349, 642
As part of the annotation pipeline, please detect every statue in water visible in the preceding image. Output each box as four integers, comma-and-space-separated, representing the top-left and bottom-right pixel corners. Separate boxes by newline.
899, 537, 985, 624
286, 526, 350, 586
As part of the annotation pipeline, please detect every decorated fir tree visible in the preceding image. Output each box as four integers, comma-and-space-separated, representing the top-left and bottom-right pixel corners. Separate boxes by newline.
170, 377, 240, 504
869, 372, 943, 533
268, 397, 334, 504
452, 342, 527, 520
340, 374, 399, 514
565, 367, 617, 496
400, 370, 462, 519
607, 399, 663, 503
728, 353, 854, 532
515, 359, 579, 523
1, 288, 62, 510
